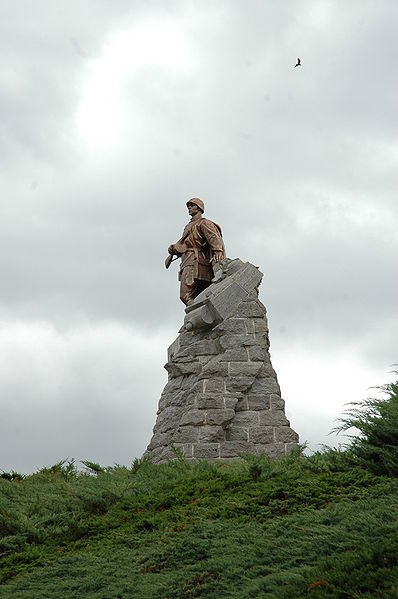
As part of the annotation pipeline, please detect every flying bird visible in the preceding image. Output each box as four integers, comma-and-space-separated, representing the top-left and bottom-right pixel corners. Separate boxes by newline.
294, 58, 301, 67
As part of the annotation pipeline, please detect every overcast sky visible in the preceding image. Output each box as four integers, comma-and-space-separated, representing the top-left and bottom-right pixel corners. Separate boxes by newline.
1, 0, 397, 473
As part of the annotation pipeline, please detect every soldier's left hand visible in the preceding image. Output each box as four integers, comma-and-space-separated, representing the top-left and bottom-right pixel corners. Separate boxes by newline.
212, 251, 224, 263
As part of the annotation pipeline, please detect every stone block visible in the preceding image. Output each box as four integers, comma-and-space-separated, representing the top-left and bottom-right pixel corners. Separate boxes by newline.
180, 391, 198, 408
218, 348, 248, 362
248, 426, 274, 444
160, 389, 195, 410
270, 395, 285, 410
150, 445, 175, 464
235, 397, 249, 411
179, 329, 196, 343
155, 407, 185, 432
182, 443, 194, 458
204, 378, 225, 393
180, 380, 203, 396
247, 394, 270, 411
235, 300, 266, 319
285, 442, 300, 454
174, 355, 200, 364
254, 320, 269, 333
224, 395, 240, 410
244, 320, 255, 334
241, 336, 261, 348
183, 303, 218, 331
163, 378, 183, 393
259, 410, 290, 426
169, 332, 194, 357
179, 339, 219, 357
232, 411, 259, 427
199, 425, 225, 442
225, 376, 253, 393
256, 361, 277, 378
219, 441, 256, 458
255, 443, 286, 458
219, 334, 257, 350
215, 318, 247, 335
179, 409, 206, 426
206, 408, 235, 426
229, 362, 262, 377
172, 426, 199, 443
248, 346, 266, 362
211, 282, 249, 320
225, 427, 249, 442
193, 443, 220, 459
196, 394, 225, 409
274, 427, 299, 443
198, 354, 213, 365
158, 395, 170, 411
199, 358, 229, 378
167, 336, 181, 362
218, 257, 243, 277
221, 262, 262, 295
251, 377, 280, 394
165, 362, 201, 378
250, 337, 270, 352
146, 431, 170, 450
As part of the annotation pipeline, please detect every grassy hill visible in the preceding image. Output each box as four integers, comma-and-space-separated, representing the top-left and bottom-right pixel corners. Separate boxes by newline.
1, 379, 398, 598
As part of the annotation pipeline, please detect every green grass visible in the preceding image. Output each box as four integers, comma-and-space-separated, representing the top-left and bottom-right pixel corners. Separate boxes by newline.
1, 450, 398, 598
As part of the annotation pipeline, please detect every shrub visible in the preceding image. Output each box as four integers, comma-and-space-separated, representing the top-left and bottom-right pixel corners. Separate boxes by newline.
334, 375, 398, 476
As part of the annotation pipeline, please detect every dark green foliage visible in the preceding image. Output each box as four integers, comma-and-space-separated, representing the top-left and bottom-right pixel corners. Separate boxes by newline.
1, 377, 398, 597
335, 376, 398, 476
0, 471, 25, 482
1, 449, 398, 598
81, 461, 104, 475
37, 458, 78, 480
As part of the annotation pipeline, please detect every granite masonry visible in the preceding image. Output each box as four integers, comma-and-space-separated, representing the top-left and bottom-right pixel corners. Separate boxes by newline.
145, 258, 299, 463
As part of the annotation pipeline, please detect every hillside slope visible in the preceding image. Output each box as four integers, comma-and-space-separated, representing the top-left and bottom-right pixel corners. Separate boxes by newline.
1, 449, 397, 598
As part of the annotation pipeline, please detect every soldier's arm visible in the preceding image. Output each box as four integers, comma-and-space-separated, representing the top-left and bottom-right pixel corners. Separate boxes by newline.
169, 225, 190, 256
200, 220, 225, 261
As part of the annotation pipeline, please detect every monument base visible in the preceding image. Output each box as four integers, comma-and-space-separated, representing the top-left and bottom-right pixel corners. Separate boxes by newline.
145, 258, 299, 463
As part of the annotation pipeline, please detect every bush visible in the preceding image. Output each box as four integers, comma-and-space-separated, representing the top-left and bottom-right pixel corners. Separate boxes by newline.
334, 375, 398, 476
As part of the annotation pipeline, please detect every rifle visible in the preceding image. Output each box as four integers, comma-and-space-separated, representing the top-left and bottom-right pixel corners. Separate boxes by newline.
165, 254, 179, 269
165, 239, 187, 269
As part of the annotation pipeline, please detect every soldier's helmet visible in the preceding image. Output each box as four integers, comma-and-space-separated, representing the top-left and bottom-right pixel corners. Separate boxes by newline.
186, 197, 205, 213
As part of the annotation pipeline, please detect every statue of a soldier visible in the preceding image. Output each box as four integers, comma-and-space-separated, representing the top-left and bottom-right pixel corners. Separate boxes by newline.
166, 198, 226, 305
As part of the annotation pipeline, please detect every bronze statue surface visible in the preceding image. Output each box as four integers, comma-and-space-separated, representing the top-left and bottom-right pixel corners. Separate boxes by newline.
166, 198, 226, 304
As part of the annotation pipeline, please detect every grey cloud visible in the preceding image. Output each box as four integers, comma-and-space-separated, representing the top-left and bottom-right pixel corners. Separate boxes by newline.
0, 322, 167, 473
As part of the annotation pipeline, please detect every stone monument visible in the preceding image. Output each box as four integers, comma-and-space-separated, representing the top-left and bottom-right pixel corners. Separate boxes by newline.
145, 258, 299, 463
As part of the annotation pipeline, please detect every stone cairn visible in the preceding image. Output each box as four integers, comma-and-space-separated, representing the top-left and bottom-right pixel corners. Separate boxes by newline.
145, 258, 299, 463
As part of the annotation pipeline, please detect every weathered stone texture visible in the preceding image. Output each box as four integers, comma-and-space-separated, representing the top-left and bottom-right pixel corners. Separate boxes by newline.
144, 258, 299, 463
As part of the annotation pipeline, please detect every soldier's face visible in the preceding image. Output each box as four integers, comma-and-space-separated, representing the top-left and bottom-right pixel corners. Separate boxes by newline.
187, 203, 201, 217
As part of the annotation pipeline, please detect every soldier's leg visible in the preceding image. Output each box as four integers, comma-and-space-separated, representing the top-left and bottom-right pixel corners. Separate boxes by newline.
192, 280, 211, 299
179, 266, 195, 305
